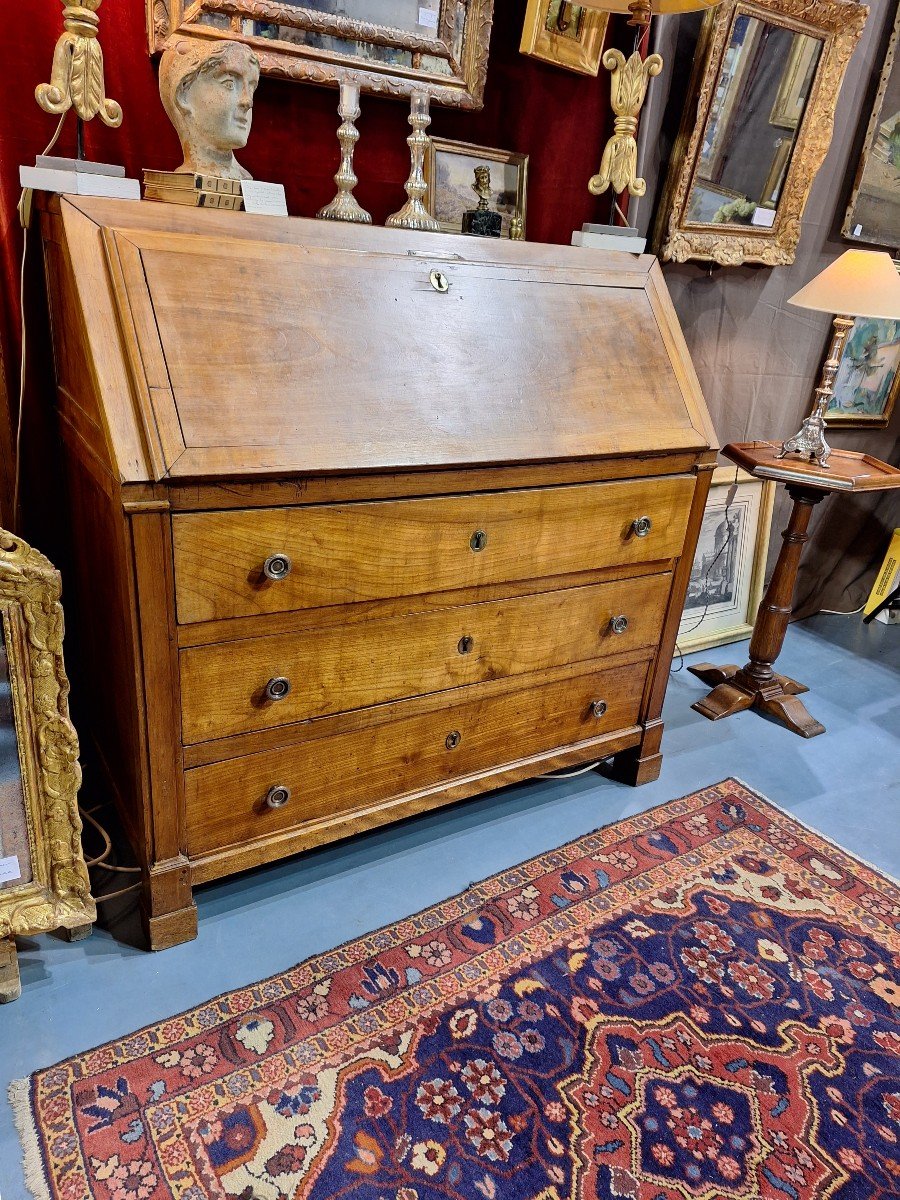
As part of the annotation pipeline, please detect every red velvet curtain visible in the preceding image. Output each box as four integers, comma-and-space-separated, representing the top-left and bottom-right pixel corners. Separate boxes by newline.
0, 0, 618, 524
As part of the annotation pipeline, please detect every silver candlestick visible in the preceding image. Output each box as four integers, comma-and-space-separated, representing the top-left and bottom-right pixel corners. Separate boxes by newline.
317, 80, 371, 224
778, 315, 854, 469
386, 91, 439, 232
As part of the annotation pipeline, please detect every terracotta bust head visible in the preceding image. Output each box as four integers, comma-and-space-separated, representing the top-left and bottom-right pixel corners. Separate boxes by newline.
159, 40, 260, 180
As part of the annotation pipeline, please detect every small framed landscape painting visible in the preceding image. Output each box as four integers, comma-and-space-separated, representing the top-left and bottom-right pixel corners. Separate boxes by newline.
678, 468, 775, 654
843, 7, 900, 249
425, 139, 528, 237
519, 0, 608, 76
826, 316, 900, 426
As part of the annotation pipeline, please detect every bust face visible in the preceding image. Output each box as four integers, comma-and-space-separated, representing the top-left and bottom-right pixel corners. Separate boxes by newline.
181, 54, 260, 153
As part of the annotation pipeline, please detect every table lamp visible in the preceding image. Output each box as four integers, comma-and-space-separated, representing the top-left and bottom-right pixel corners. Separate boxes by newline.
576, 0, 723, 198
779, 249, 900, 468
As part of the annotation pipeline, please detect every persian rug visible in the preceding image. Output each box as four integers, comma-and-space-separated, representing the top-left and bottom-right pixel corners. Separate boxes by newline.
11, 779, 900, 1200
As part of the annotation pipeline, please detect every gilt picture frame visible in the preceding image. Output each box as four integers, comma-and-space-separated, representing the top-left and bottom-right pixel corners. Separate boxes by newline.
0, 531, 94, 946
843, 4, 900, 249
148, 0, 496, 108
425, 138, 528, 235
825, 315, 900, 426
519, 0, 609, 76
655, 0, 867, 267
678, 468, 775, 653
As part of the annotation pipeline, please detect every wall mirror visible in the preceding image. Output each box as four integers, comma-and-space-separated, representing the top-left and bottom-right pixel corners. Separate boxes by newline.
655, 0, 867, 266
149, 0, 495, 108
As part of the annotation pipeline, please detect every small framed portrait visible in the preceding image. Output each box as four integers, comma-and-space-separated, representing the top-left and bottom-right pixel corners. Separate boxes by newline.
425, 138, 528, 237
826, 316, 900, 427
0, 531, 93, 995
678, 468, 775, 654
519, 0, 609, 76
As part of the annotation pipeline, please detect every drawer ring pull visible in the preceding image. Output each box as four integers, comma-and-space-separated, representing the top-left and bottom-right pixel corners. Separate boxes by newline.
609, 615, 629, 635
265, 784, 291, 809
263, 553, 292, 581
458, 635, 474, 655
592, 699, 608, 719
445, 730, 461, 750
265, 676, 291, 702
470, 530, 488, 552
632, 515, 652, 538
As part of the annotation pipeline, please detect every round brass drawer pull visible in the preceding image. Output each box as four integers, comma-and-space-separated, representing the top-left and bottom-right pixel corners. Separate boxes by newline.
263, 553, 292, 581
470, 530, 488, 552
445, 730, 461, 750
265, 784, 291, 809
458, 635, 474, 654
632, 515, 652, 538
265, 676, 291, 701
609, 615, 629, 635
592, 700, 608, 719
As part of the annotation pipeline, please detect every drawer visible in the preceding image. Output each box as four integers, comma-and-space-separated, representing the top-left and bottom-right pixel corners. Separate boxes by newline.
172, 476, 694, 624
185, 659, 648, 856
179, 573, 671, 744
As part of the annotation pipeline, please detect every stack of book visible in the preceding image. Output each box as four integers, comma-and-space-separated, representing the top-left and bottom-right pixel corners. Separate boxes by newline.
143, 170, 244, 210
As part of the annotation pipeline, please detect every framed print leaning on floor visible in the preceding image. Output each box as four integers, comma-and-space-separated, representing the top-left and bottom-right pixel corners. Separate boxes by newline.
678, 467, 775, 654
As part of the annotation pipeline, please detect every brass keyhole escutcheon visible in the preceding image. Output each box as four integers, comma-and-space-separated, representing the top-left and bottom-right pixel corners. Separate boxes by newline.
458, 635, 474, 655
445, 730, 461, 750
429, 269, 450, 293
470, 529, 487, 552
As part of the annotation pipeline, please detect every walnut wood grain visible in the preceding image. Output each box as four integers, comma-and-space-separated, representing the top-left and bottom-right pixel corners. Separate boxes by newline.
185, 659, 649, 857
173, 477, 694, 624
38, 194, 717, 949
180, 574, 671, 743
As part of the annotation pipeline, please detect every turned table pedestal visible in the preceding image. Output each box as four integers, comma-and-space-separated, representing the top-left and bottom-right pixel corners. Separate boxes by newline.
690, 442, 900, 738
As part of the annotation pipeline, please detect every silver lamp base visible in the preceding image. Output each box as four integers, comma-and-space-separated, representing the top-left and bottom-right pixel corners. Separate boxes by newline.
777, 314, 854, 471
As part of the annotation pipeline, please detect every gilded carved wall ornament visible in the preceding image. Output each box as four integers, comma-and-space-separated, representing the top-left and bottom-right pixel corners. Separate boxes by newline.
0, 531, 94, 947
36, 0, 123, 127
589, 49, 663, 197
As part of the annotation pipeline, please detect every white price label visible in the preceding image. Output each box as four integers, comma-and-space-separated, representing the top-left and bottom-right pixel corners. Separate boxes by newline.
751, 206, 776, 228
240, 181, 289, 217
418, 6, 439, 26
0, 855, 22, 885
854, 223, 863, 236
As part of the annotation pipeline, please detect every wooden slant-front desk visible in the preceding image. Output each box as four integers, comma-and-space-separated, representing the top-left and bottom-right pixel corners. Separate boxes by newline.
40, 197, 717, 948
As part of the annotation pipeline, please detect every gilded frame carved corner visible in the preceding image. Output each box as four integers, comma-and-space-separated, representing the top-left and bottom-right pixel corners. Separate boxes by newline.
655, 0, 867, 267
0, 532, 94, 940
148, 0, 495, 109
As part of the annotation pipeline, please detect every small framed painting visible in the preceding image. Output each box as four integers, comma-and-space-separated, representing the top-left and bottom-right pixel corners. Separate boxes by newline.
843, 6, 900, 249
825, 316, 900, 426
678, 468, 775, 654
425, 139, 528, 237
519, 0, 608, 76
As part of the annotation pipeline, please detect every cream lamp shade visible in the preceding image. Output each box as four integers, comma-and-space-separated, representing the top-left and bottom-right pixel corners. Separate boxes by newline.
788, 249, 900, 319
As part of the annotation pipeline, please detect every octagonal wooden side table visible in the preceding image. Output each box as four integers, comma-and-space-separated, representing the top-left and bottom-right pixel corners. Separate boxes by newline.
689, 441, 900, 738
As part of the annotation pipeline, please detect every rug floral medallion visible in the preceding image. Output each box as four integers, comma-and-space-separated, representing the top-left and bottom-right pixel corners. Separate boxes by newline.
13, 779, 900, 1200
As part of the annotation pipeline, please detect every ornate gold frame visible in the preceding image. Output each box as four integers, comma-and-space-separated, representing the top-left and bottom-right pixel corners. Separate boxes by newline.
519, 0, 608, 76
149, 0, 495, 108
842, 2, 900, 248
0, 532, 93, 941
655, 0, 867, 267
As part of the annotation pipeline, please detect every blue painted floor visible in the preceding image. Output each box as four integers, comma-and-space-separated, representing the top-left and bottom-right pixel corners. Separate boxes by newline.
0, 613, 897, 1197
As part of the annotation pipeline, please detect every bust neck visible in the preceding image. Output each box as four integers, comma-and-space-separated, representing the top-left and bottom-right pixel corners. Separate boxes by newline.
180, 140, 248, 181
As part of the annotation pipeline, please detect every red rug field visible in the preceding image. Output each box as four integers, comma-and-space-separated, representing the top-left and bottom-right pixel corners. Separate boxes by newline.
11, 779, 900, 1199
